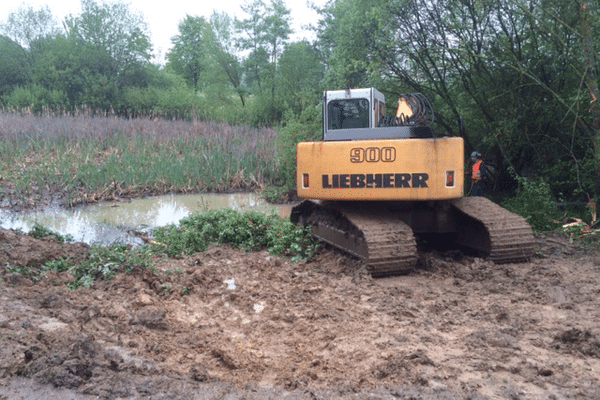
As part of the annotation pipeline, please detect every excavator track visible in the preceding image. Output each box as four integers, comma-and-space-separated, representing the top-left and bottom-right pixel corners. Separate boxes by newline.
291, 197, 535, 277
449, 197, 535, 263
291, 200, 417, 276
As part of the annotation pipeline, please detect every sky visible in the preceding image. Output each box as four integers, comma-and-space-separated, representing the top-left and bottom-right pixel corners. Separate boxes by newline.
1, 0, 328, 63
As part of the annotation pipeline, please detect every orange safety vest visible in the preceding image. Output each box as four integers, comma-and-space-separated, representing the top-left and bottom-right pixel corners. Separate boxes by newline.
472, 160, 482, 181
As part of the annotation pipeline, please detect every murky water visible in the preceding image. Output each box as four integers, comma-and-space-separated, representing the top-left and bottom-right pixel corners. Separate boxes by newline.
0, 193, 292, 245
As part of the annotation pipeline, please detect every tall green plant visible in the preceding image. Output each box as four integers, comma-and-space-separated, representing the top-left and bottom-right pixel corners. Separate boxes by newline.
0, 113, 280, 205
502, 173, 561, 232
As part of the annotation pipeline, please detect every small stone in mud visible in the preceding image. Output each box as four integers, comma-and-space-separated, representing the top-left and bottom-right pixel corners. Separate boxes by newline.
555, 327, 590, 344
285, 375, 309, 389
75, 335, 98, 357
190, 363, 211, 381
24, 349, 35, 362
36, 366, 86, 389
211, 349, 238, 369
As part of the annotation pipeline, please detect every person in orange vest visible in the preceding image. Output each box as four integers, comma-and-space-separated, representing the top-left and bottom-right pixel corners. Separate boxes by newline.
468, 151, 487, 196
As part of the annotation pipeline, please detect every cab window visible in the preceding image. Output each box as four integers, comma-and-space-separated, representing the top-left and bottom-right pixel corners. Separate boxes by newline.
327, 99, 369, 130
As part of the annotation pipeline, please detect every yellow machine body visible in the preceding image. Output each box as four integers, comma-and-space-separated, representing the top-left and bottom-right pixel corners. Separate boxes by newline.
291, 88, 535, 276
296, 136, 464, 201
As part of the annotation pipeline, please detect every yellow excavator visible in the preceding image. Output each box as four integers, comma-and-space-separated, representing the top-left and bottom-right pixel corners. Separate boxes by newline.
291, 88, 535, 276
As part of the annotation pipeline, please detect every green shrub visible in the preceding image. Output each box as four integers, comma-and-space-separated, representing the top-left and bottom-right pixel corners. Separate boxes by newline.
153, 208, 316, 261
502, 172, 561, 232
265, 217, 316, 262
29, 222, 73, 243
65, 243, 127, 287
3, 85, 68, 113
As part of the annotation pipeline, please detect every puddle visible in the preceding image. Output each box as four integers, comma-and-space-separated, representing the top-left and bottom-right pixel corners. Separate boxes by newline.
0, 193, 292, 245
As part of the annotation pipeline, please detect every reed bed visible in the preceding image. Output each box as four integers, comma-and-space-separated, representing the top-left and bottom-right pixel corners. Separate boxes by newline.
0, 112, 281, 207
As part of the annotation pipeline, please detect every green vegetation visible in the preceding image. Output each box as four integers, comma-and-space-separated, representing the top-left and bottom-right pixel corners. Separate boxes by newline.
153, 209, 316, 262
44, 243, 146, 288
502, 174, 563, 232
29, 222, 74, 243
0, 114, 281, 204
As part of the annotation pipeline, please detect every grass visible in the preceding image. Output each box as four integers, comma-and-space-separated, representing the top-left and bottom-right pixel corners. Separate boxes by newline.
0, 112, 282, 206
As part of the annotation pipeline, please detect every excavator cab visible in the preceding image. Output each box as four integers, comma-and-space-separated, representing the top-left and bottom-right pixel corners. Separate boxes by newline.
324, 88, 383, 133
322, 88, 435, 141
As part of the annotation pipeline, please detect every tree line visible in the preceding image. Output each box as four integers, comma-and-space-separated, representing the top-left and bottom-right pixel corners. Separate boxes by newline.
1, 0, 599, 206
0, 0, 323, 125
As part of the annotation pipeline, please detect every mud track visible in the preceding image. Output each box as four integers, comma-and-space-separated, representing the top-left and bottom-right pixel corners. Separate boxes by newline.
1, 227, 600, 399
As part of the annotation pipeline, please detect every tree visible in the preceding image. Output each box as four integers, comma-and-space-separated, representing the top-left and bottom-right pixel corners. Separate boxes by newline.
0, 5, 60, 49
314, 0, 384, 88
236, 0, 268, 53
0, 5, 60, 93
580, 1, 600, 210
277, 41, 324, 115
64, 0, 152, 79
316, 0, 599, 201
263, 0, 292, 120
167, 12, 250, 108
209, 12, 247, 106
167, 15, 214, 91
236, 0, 269, 91
0, 35, 31, 97
51, 0, 153, 110
263, 0, 292, 64
236, 0, 292, 78
236, 0, 292, 123
30, 34, 111, 109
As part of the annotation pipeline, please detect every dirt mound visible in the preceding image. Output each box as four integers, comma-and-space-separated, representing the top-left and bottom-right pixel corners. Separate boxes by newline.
1, 228, 600, 399
0, 227, 90, 268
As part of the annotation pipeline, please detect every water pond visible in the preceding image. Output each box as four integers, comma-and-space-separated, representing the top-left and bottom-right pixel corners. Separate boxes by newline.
0, 193, 292, 246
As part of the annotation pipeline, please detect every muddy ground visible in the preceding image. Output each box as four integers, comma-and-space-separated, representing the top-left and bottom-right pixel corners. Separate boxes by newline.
0, 227, 599, 399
